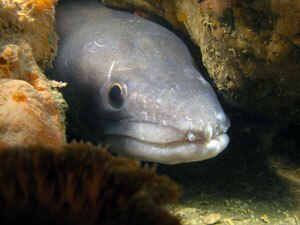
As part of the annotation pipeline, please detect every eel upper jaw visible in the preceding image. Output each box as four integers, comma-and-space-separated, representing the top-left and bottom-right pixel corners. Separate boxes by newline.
102, 120, 229, 164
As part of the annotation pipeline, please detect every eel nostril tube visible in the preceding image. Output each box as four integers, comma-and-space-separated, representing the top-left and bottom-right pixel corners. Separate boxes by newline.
187, 131, 196, 142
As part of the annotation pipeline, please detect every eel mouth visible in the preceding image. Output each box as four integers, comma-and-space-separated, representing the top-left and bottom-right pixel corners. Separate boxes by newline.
102, 121, 229, 164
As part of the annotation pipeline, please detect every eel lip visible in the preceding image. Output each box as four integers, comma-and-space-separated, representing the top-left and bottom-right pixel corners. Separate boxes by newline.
104, 133, 229, 164
102, 120, 228, 145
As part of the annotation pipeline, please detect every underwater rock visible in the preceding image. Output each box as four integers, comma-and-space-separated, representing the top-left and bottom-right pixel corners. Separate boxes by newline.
0, 0, 66, 147
0, 79, 64, 148
103, 0, 300, 125
0, 143, 180, 225
0, 0, 58, 68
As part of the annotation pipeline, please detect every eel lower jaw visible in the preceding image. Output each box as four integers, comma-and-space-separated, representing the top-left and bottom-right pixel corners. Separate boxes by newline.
104, 133, 229, 164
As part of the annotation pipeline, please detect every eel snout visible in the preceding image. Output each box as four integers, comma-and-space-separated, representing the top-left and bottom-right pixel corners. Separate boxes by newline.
102, 117, 230, 164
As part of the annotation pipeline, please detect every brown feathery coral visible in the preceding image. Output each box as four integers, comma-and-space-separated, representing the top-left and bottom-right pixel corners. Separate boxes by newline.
0, 143, 181, 225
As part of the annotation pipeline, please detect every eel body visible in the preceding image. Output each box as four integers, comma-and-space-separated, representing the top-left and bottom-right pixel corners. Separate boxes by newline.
49, 1, 230, 164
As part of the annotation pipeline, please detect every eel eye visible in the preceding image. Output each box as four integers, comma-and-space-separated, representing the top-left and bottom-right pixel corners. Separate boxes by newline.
108, 83, 126, 109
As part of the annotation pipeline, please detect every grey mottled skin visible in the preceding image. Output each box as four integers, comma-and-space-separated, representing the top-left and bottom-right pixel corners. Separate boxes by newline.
49, 1, 230, 164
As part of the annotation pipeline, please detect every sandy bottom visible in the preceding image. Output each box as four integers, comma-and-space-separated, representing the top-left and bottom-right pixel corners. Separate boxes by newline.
158, 115, 299, 225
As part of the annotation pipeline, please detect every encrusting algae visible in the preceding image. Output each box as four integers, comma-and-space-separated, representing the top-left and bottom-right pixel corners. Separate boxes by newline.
0, 79, 64, 148
16, 0, 58, 12
0, 143, 181, 225
0, 0, 66, 147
